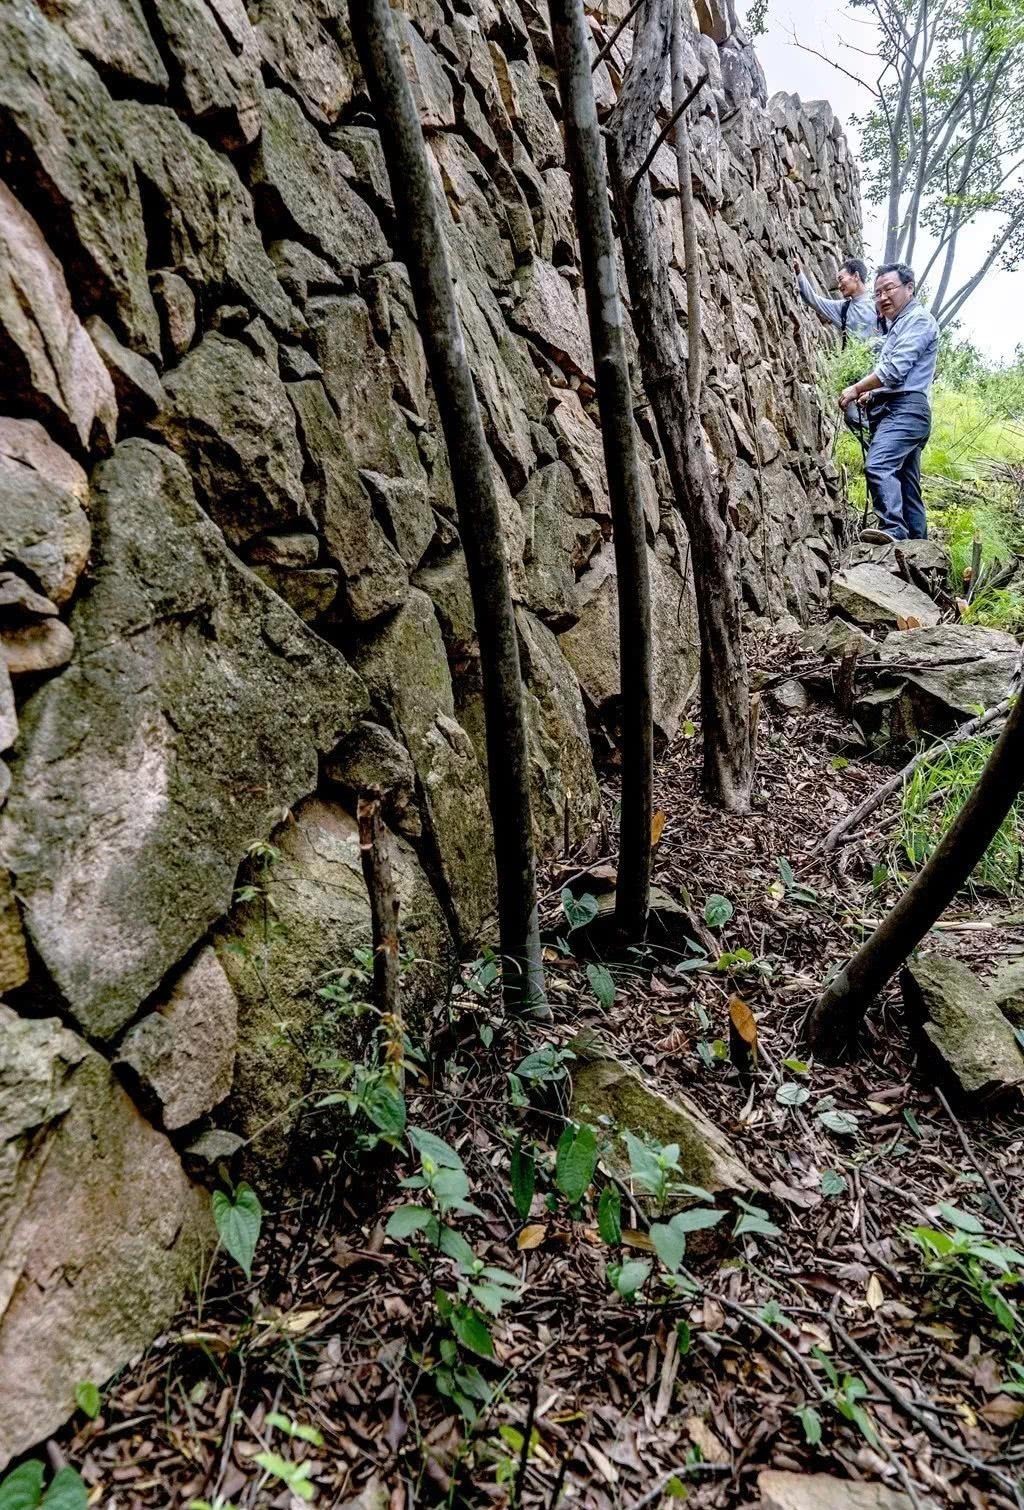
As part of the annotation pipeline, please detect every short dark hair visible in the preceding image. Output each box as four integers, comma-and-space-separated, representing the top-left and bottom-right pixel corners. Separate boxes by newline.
842, 257, 868, 283
875, 262, 915, 288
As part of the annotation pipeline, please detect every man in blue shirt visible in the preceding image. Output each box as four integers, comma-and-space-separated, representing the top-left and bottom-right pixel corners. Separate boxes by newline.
794, 256, 877, 344
839, 263, 939, 543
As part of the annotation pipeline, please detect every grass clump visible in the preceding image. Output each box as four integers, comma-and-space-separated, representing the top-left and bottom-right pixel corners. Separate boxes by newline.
894, 734, 1024, 897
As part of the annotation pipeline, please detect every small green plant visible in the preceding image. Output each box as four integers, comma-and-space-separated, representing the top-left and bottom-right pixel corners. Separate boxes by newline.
906, 1204, 1024, 1349
265, 1413, 324, 1447
253, 1452, 315, 1502
811, 1348, 878, 1446
74, 1380, 101, 1419
554, 1122, 599, 1207
895, 734, 1023, 897
622, 1130, 717, 1216
211, 1180, 263, 1281
0, 1462, 86, 1510
586, 961, 617, 1009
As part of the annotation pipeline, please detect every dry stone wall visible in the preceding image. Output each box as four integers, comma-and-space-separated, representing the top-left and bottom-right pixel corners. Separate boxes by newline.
0, 0, 861, 1461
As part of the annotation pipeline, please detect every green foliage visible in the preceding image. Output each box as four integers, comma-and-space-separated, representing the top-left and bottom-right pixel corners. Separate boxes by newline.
0, 1464, 86, 1510
895, 733, 1023, 897
254, 1452, 315, 1502
597, 1184, 622, 1244
812, 1347, 878, 1446
907, 1206, 1024, 1347
732, 1197, 782, 1241
703, 893, 734, 929
586, 962, 617, 1009
212, 1181, 263, 1281
554, 1123, 599, 1205
510, 1135, 535, 1220
560, 888, 598, 935
266, 1413, 324, 1447
74, 1380, 101, 1419
817, 335, 878, 400
649, 1207, 725, 1273
794, 1404, 823, 1446
821, 1170, 848, 1198
622, 1129, 714, 1215
606, 1259, 652, 1300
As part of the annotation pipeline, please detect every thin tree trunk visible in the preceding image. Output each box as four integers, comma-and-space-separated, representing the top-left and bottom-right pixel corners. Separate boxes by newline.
805, 682, 1024, 1059
548, 0, 654, 940
607, 0, 752, 812
352, 0, 547, 1015
671, 0, 701, 408
357, 788, 404, 1086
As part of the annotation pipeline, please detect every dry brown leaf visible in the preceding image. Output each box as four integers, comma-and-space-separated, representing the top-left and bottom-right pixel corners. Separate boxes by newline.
621, 1228, 654, 1251
517, 1224, 547, 1250
580, 1440, 619, 1484
866, 1273, 884, 1311
865, 1100, 890, 1115
684, 1416, 729, 1464
650, 810, 667, 846
896, 612, 922, 630
728, 994, 758, 1069
980, 1394, 1024, 1429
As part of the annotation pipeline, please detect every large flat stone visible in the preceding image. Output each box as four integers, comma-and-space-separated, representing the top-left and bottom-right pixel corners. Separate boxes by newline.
152, 332, 310, 546
830, 561, 940, 629
251, 89, 389, 276
43, 0, 168, 91
115, 946, 238, 1130
516, 608, 600, 853
118, 101, 295, 334
150, 0, 262, 148
0, 4, 160, 357
0, 440, 366, 1041
0, 182, 117, 455
757, 1470, 915, 1510
251, 0, 355, 125
219, 797, 451, 1159
901, 954, 1024, 1108
870, 624, 1020, 730
0, 454, 90, 609
0, 1006, 211, 1469
351, 590, 496, 945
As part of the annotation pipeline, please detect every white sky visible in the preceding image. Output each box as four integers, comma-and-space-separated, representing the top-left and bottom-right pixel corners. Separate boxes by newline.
755, 0, 1020, 361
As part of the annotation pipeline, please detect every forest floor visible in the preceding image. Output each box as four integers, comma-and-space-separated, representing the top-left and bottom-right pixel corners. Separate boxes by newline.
56, 632, 1024, 1510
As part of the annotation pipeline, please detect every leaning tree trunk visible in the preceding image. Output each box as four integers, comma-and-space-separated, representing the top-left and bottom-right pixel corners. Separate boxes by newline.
548, 0, 654, 941
606, 0, 753, 812
352, 0, 547, 1015
671, 0, 701, 409
805, 683, 1024, 1059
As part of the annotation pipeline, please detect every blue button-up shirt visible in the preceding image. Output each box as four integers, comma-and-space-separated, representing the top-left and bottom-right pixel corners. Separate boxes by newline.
872, 299, 939, 395
797, 272, 878, 343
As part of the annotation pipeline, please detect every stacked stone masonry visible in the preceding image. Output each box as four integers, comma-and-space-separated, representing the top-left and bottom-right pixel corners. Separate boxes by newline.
0, 0, 861, 1461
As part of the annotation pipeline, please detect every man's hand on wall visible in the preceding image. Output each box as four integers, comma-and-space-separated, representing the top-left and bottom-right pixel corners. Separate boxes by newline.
839, 385, 860, 409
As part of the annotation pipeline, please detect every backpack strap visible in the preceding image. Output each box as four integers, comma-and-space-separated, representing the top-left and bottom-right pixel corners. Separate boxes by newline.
840, 297, 851, 350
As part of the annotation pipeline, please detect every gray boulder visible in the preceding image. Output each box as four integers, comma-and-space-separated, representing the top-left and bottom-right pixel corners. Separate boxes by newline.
43, 0, 168, 91
149, 0, 262, 149
990, 958, 1024, 1031
119, 101, 295, 334
830, 561, 940, 629
115, 946, 237, 1130
251, 0, 355, 126
901, 954, 1024, 1108
859, 624, 1020, 738
516, 608, 601, 853
152, 332, 310, 546
0, 1007, 211, 1468
0, 4, 160, 356
0, 460, 90, 609
0, 440, 366, 1041
219, 797, 451, 1159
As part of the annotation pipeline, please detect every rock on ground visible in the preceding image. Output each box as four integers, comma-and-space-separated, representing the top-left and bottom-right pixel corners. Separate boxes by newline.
989, 957, 1024, 1030
830, 562, 940, 630
0, 1006, 211, 1469
901, 954, 1024, 1108
570, 1052, 765, 1240
757, 1469, 916, 1509
0, 440, 366, 1042
862, 624, 1021, 738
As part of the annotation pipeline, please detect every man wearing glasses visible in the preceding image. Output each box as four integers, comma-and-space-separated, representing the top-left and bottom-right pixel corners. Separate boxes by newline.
838, 263, 939, 544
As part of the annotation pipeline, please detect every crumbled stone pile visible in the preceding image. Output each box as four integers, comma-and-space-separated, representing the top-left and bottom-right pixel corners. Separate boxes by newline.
0, 0, 861, 1459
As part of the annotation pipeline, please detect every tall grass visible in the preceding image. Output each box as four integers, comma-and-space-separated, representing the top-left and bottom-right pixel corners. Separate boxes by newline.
893, 734, 1024, 897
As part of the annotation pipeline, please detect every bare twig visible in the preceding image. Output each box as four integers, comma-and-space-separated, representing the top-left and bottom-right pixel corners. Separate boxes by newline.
629, 73, 707, 195
591, 0, 645, 70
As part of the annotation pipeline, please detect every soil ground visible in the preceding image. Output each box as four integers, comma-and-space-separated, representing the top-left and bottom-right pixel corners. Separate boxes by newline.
55, 631, 1024, 1510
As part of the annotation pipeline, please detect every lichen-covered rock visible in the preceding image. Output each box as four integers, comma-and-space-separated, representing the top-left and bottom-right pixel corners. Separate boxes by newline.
351, 590, 496, 944
0, 182, 117, 454
1, 618, 75, 678
119, 101, 295, 334
361, 472, 437, 570
863, 624, 1020, 736
219, 797, 451, 1158
324, 720, 420, 838
150, 0, 262, 148
43, 0, 168, 91
0, 439, 366, 1041
831, 561, 940, 629
153, 332, 310, 546
0, 462, 90, 609
115, 947, 238, 1130
85, 315, 165, 424
0, 1006, 212, 1468
516, 608, 600, 851
570, 1054, 765, 1215
150, 269, 197, 359
520, 461, 602, 631
989, 958, 1024, 1031
559, 541, 700, 739
251, 89, 389, 276
901, 955, 1024, 1108
0, 4, 160, 357
250, 0, 355, 125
